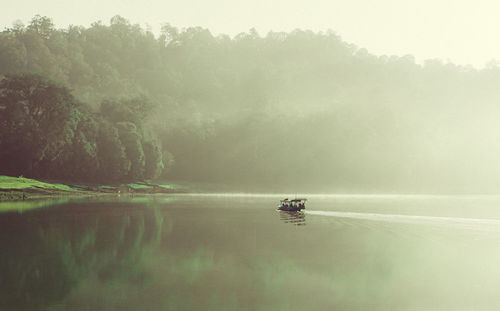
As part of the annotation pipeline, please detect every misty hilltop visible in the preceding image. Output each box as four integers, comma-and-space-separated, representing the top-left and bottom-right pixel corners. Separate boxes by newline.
2, 15, 500, 193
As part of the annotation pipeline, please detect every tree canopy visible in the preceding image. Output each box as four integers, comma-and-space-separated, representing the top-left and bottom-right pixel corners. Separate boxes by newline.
0, 73, 164, 182
2, 15, 500, 192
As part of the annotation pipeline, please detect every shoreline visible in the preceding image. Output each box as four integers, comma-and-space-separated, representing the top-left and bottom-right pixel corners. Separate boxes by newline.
0, 175, 187, 202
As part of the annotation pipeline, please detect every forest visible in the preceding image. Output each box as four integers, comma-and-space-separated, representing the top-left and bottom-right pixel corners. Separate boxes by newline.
2, 15, 500, 192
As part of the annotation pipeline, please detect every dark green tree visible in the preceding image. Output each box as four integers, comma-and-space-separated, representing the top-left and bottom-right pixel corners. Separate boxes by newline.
55, 109, 99, 181
116, 122, 145, 181
143, 140, 164, 180
95, 121, 130, 182
0, 74, 79, 177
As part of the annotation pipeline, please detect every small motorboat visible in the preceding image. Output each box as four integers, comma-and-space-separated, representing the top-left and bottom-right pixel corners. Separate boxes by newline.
277, 198, 307, 211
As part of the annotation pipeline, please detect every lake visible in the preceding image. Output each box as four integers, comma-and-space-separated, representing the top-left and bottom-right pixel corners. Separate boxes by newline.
2, 194, 500, 310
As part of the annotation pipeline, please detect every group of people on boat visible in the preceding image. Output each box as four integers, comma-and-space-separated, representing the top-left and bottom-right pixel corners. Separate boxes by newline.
280, 198, 305, 208
278, 198, 307, 211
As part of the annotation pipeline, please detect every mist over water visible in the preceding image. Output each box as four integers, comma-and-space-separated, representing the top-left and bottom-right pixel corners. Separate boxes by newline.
3, 5, 500, 310
2, 195, 500, 310
4, 15, 500, 193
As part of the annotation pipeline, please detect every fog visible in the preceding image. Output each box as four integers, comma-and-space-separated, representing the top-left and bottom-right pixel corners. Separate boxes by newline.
4, 196, 500, 310
2, 4, 500, 193
4, 0, 500, 67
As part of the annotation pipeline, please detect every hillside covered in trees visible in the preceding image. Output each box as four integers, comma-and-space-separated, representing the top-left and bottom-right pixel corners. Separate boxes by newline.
2, 15, 500, 192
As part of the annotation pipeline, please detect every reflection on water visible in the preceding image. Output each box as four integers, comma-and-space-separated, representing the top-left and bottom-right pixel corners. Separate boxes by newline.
0, 200, 163, 311
0, 198, 70, 213
3, 196, 500, 310
278, 210, 306, 226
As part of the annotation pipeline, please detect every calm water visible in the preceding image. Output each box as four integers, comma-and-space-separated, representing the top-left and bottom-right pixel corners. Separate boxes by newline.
2, 194, 500, 310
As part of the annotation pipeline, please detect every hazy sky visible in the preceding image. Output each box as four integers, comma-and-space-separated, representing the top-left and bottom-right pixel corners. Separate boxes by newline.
2, 0, 500, 68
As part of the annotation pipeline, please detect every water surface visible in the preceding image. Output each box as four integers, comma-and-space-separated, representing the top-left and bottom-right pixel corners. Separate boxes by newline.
2, 195, 500, 310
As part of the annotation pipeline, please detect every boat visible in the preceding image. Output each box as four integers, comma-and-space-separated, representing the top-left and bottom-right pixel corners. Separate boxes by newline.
277, 198, 307, 211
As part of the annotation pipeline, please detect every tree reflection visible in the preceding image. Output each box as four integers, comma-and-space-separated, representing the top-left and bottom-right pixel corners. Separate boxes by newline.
0, 202, 164, 311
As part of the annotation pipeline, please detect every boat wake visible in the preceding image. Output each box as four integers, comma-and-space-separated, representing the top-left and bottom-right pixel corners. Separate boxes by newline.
305, 210, 500, 228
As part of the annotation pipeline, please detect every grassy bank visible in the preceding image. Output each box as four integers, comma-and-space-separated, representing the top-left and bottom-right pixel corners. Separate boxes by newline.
0, 176, 185, 201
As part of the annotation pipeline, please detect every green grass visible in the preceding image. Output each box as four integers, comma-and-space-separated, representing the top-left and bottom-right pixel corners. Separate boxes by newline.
98, 185, 116, 190
0, 176, 185, 198
158, 184, 177, 190
126, 183, 152, 190
0, 176, 76, 191
125, 183, 179, 190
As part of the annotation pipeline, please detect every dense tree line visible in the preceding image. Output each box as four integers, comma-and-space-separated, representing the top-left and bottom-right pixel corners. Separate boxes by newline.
2, 15, 500, 191
0, 73, 164, 182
